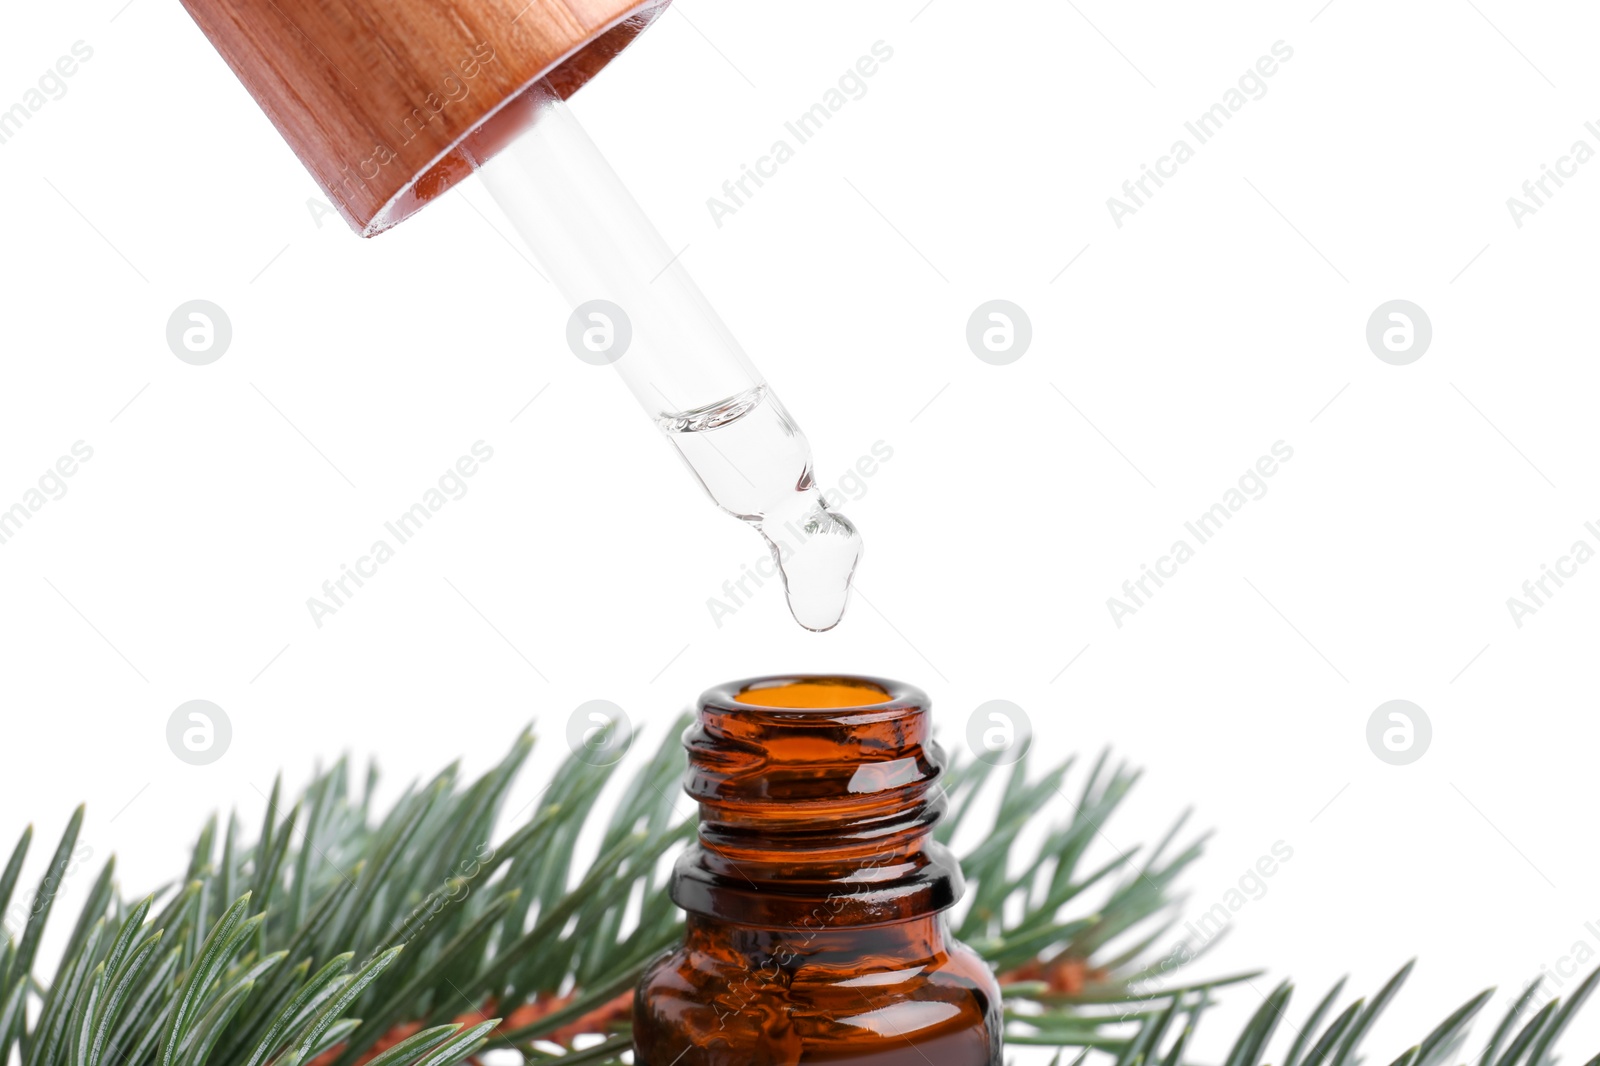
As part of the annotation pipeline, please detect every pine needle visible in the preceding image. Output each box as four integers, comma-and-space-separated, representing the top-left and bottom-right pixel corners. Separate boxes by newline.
0, 725, 1590, 1066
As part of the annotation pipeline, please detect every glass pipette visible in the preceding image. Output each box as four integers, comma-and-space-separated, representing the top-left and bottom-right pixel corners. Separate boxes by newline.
464, 80, 861, 632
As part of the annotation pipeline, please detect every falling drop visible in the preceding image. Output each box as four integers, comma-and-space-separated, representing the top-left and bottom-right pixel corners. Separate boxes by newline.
659, 385, 861, 631
757, 493, 862, 632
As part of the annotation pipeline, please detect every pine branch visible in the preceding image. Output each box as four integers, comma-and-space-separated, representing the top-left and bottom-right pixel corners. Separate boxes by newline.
0, 721, 1592, 1066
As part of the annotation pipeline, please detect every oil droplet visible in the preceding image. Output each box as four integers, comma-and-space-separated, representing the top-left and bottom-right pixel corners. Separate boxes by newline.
659, 385, 861, 631
757, 491, 861, 632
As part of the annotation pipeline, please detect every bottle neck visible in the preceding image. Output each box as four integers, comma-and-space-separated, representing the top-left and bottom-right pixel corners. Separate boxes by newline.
683, 912, 955, 967
669, 676, 965, 931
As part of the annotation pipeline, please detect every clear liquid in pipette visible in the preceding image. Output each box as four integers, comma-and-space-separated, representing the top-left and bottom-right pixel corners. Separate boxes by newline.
658, 385, 862, 632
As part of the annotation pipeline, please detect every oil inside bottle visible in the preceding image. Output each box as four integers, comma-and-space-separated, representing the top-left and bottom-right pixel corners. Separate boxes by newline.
658, 385, 862, 632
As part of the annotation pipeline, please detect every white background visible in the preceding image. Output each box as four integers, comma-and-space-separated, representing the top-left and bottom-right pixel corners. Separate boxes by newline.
2, 0, 1598, 1060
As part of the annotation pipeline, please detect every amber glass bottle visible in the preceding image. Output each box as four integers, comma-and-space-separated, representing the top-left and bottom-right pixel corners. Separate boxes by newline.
633, 675, 1003, 1065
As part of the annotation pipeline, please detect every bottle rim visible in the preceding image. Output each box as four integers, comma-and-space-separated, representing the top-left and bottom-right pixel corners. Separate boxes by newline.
702, 674, 928, 720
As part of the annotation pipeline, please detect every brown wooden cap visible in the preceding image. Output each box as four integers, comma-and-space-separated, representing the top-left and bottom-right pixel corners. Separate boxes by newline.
181, 0, 670, 236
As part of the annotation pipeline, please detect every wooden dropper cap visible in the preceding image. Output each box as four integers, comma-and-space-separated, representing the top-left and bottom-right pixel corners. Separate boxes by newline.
181, 0, 669, 236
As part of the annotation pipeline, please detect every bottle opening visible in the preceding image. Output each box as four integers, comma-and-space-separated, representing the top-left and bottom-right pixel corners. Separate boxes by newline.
733, 677, 892, 709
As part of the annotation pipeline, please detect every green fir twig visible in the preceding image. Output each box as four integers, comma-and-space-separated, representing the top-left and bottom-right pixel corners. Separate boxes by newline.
0, 722, 1590, 1066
